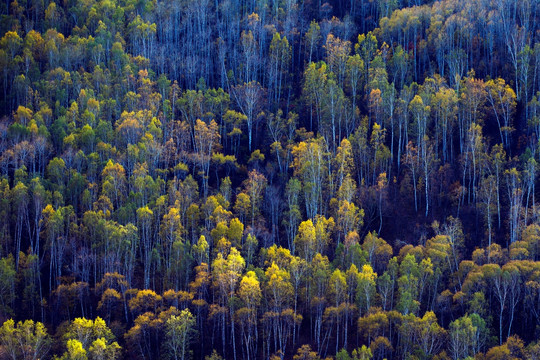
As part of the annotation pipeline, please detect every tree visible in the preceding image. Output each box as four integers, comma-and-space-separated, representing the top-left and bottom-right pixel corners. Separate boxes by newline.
88, 337, 121, 360
237, 271, 261, 360
61, 317, 120, 360
328, 268, 347, 352
65, 317, 114, 348
161, 206, 185, 288
30, 177, 48, 259
479, 176, 497, 249
449, 314, 486, 360
337, 200, 362, 245
268, 33, 291, 108
295, 220, 317, 262
47, 157, 66, 191
459, 74, 486, 154
0, 319, 51, 360
101, 160, 126, 209
486, 78, 517, 152
418, 311, 447, 357
356, 264, 377, 315
310, 253, 330, 352
227, 218, 243, 249
320, 77, 348, 153
243, 169, 267, 228
234, 193, 251, 226
357, 311, 389, 347
355, 32, 377, 97
61, 339, 88, 360
431, 86, 458, 163
165, 309, 197, 360
288, 256, 307, 344
128, 289, 163, 318
239, 30, 258, 84
0, 255, 15, 316
346, 54, 363, 132
232, 81, 265, 152
402, 141, 420, 212
505, 167, 524, 244
12, 181, 29, 269
42, 204, 75, 293
212, 248, 245, 360
303, 62, 328, 132
136, 206, 154, 290
293, 344, 320, 360
284, 178, 302, 252
305, 21, 321, 63
193, 119, 220, 199
396, 254, 421, 316
205, 350, 224, 360
362, 232, 392, 274
263, 262, 296, 356
522, 224, 540, 261
292, 138, 327, 219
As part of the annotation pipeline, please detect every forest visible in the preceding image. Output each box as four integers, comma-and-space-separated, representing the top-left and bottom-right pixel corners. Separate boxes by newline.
0, 0, 540, 358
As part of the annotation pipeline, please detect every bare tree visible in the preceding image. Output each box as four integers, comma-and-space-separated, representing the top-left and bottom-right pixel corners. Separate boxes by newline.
232, 81, 265, 152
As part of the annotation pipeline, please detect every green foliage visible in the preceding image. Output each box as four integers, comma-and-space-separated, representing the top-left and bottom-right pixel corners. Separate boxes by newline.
0, 255, 15, 315
0, 318, 51, 360
165, 309, 196, 360
1, 0, 540, 359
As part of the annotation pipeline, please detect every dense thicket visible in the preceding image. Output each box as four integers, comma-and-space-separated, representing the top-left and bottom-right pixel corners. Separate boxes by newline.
1, 0, 540, 359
